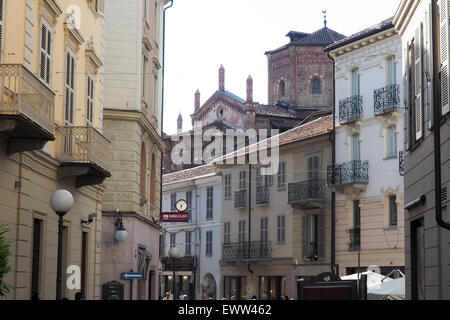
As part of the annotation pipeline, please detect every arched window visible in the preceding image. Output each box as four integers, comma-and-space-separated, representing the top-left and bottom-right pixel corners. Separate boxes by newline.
312, 78, 321, 94
150, 153, 157, 205
278, 80, 286, 98
140, 143, 147, 198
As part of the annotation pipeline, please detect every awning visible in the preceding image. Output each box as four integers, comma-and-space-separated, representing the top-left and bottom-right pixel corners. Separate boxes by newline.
161, 271, 193, 276
340, 270, 393, 288
368, 277, 405, 297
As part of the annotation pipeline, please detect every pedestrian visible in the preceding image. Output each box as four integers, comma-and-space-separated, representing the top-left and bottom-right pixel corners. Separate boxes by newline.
163, 292, 172, 300
74, 292, 85, 300
179, 290, 186, 300
251, 295, 257, 300
231, 295, 237, 300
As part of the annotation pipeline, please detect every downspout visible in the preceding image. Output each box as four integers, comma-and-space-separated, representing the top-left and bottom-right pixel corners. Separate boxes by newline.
432, 0, 450, 230
248, 163, 253, 274
14, 153, 23, 299
326, 50, 337, 274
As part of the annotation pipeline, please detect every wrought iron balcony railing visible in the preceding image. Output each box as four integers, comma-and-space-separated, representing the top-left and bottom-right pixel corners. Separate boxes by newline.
374, 84, 400, 116
327, 160, 369, 186
339, 95, 363, 124
348, 227, 361, 251
222, 241, 272, 260
399, 151, 405, 176
55, 126, 112, 173
256, 186, 270, 205
0, 64, 55, 136
288, 179, 326, 204
234, 190, 247, 209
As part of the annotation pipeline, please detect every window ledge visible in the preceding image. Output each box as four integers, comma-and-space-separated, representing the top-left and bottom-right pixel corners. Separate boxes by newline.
277, 187, 286, 191
384, 226, 398, 230
383, 155, 397, 160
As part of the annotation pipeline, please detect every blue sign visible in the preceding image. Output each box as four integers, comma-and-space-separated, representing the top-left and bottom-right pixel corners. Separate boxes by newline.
121, 272, 142, 280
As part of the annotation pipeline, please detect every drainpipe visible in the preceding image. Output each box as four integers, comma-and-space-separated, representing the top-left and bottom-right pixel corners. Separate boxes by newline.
326, 50, 337, 274
432, 0, 450, 231
248, 163, 253, 274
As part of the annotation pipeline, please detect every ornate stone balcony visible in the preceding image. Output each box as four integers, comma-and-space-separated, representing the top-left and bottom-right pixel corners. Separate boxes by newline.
222, 241, 272, 261
55, 126, 111, 187
327, 160, 369, 193
374, 84, 400, 116
288, 179, 326, 209
339, 95, 363, 125
234, 190, 247, 209
0, 64, 55, 154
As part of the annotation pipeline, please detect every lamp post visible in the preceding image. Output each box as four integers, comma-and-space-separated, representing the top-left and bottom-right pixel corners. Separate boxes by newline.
114, 209, 128, 243
50, 189, 74, 300
169, 246, 179, 300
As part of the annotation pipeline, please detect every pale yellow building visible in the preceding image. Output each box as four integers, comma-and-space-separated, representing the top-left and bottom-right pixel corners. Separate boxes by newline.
0, 0, 110, 299
215, 113, 333, 299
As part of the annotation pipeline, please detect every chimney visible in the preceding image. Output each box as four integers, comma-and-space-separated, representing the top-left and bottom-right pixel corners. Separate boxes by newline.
219, 65, 225, 91
246, 75, 253, 102
195, 89, 200, 111
177, 113, 183, 133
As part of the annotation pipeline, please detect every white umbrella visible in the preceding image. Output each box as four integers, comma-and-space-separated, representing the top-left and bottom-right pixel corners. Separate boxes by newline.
368, 277, 405, 297
341, 271, 393, 288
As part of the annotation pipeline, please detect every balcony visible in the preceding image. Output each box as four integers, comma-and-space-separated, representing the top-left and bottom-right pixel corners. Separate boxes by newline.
222, 241, 272, 261
55, 126, 112, 188
339, 95, 363, 125
234, 190, 247, 209
256, 186, 270, 206
0, 64, 55, 154
327, 160, 369, 192
374, 84, 400, 116
288, 179, 326, 210
348, 227, 361, 252
399, 151, 405, 176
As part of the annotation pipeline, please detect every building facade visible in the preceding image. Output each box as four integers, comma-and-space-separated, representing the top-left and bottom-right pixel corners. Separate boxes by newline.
161, 164, 222, 300
394, 0, 450, 299
216, 114, 333, 300
100, 0, 169, 300
325, 18, 405, 277
0, 0, 111, 299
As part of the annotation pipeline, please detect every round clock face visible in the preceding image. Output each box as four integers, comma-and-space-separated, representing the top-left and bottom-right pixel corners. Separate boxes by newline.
175, 199, 188, 212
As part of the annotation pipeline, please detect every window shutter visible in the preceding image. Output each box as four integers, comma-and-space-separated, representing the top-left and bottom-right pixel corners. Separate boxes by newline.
404, 46, 410, 151
440, 0, 450, 115
414, 24, 424, 141
301, 215, 307, 259
318, 214, 324, 258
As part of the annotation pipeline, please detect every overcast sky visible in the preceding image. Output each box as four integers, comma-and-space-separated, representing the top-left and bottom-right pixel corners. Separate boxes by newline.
163, 0, 401, 135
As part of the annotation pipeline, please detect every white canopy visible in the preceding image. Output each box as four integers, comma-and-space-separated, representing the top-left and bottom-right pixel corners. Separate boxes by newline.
340, 270, 393, 288
368, 277, 405, 297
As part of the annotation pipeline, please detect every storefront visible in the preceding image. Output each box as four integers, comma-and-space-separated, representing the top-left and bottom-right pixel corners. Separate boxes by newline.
258, 276, 286, 300
161, 256, 197, 299
223, 276, 247, 300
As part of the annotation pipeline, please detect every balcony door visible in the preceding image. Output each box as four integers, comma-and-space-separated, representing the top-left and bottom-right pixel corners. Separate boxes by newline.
352, 134, 360, 161
351, 68, 360, 96
307, 155, 320, 198
64, 51, 75, 154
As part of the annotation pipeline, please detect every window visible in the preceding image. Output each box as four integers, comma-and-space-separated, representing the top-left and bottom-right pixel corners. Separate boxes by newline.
154, 1, 159, 40
277, 215, 285, 243
224, 173, 231, 199
350, 200, 361, 251
388, 195, 398, 227
307, 155, 320, 197
279, 80, 286, 98
301, 214, 324, 261
239, 170, 247, 190
40, 22, 52, 85
259, 276, 285, 300
170, 193, 176, 211
142, 55, 148, 101
438, 0, 450, 116
143, 0, 149, 22
260, 217, 268, 243
186, 191, 192, 222
351, 68, 360, 96
312, 78, 321, 94
65, 51, 75, 125
206, 186, 213, 220
238, 220, 246, 243
352, 134, 360, 161
86, 75, 94, 125
169, 233, 176, 248
31, 218, 43, 297
411, 218, 425, 300
387, 56, 396, 85
153, 74, 158, 118
140, 143, 147, 198
277, 161, 286, 189
224, 222, 231, 244
185, 231, 192, 256
386, 126, 397, 158
206, 231, 213, 256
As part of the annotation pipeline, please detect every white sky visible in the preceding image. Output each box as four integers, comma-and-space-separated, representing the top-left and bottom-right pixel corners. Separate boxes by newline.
163, 0, 401, 135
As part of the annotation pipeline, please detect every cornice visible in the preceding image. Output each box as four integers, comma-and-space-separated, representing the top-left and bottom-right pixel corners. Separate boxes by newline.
86, 48, 103, 69
43, 0, 63, 17
393, 0, 419, 35
103, 109, 165, 150
64, 23, 85, 48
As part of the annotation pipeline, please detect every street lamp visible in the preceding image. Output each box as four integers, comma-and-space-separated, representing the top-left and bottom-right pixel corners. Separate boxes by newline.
169, 246, 179, 300
50, 189, 74, 300
114, 209, 128, 243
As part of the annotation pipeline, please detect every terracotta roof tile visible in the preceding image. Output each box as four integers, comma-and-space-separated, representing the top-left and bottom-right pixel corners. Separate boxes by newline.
162, 164, 220, 184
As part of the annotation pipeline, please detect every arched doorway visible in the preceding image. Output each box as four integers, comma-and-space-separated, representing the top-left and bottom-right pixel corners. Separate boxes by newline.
201, 273, 217, 299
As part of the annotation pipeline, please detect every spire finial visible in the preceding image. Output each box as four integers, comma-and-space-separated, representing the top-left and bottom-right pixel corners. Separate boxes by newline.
322, 10, 327, 29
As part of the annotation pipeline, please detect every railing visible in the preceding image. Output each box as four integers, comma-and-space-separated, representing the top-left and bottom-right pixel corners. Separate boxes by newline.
234, 190, 247, 209
399, 151, 405, 176
0, 64, 55, 134
256, 186, 270, 205
339, 95, 363, 124
288, 179, 326, 204
327, 160, 369, 186
348, 227, 361, 251
55, 126, 112, 173
374, 84, 400, 116
222, 241, 272, 260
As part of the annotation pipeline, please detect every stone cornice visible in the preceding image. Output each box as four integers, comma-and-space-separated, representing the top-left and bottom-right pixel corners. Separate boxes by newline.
86, 48, 103, 70
393, 0, 419, 36
103, 109, 165, 151
64, 24, 85, 49
43, 0, 63, 17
